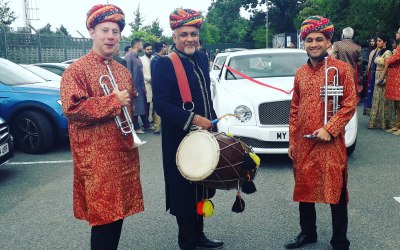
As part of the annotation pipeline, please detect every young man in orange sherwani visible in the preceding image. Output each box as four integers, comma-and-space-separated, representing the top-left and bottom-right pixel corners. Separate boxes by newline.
60, 4, 144, 249
285, 16, 357, 250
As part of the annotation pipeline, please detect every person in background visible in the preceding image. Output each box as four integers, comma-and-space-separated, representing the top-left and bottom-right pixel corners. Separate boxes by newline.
60, 4, 144, 249
150, 42, 166, 135
369, 37, 377, 51
126, 38, 151, 134
140, 42, 154, 124
368, 34, 394, 129
384, 28, 400, 135
152, 8, 223, 250
113, 45, 127, 67
123, 45, 131, 59
285, 15, 357, 250
332, 27, 362, 95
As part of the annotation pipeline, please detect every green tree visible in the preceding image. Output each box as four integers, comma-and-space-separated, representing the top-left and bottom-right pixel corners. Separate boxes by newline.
143, 18, 163, 37
129, 30, 158, 43
129, 5, 144, 33
241, 0, 307, 33
56, 25, 70, 36
0, 0, 16, 27
205, 0, 249, 43
296, 0, 400, 41
38, 23, 56, 35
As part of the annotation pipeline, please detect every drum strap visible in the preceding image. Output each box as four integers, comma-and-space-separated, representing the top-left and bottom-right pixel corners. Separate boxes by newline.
168, 52, 193, 104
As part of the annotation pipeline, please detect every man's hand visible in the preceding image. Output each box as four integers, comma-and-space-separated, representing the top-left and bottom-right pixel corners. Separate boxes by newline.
288, 145, 294, 160
113, 89, 130, 107
312, 128, 332, 142
192, 115, 212, 130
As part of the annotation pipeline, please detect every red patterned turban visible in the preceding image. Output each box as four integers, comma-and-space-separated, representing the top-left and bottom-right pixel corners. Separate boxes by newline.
300, 15, 334, 40
169, 8, 203, 30
86, 4, 125, 31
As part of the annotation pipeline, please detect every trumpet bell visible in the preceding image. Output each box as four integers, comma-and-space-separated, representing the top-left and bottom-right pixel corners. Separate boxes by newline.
132, 131, 146, 148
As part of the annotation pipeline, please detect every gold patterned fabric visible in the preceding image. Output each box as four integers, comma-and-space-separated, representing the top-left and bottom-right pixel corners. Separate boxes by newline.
60, 50, 144, 226
289, 57, 357, 204
368, 50, 395, 129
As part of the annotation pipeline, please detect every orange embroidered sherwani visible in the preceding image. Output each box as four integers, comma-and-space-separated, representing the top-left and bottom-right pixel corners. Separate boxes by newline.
60, 50, 144, 226
385, 45, 400, 101
289, 57, 357, 204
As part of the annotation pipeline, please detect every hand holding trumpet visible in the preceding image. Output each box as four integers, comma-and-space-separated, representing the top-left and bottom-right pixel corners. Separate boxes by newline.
113, 89, 130, 107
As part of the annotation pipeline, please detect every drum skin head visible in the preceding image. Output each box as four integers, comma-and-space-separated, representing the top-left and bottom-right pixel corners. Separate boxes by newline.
176, 130, 220, 181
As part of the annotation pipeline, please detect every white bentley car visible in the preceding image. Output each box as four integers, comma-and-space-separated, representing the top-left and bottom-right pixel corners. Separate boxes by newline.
210, 48, 357, 155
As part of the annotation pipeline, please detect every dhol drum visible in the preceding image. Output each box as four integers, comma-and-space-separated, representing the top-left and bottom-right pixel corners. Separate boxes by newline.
176, 130, 257, 189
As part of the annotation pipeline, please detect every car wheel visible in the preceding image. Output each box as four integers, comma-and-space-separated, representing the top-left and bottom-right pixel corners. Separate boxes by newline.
346, 138, 357, 156
12, 111, 54, 154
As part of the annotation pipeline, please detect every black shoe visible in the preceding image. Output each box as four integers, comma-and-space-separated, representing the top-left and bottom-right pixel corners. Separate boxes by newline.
196, 234, 224, 249
284, 233, 317, 249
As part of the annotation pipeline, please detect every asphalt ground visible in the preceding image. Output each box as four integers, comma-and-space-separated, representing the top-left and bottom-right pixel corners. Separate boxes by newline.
0, 104, 399, 250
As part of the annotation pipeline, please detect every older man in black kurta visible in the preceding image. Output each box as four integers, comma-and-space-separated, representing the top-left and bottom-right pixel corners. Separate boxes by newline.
152, 8, 222, 250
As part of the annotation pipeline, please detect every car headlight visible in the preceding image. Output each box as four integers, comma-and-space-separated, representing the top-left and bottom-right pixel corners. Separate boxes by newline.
57, 100, 62, 106
234, 105, 252, 122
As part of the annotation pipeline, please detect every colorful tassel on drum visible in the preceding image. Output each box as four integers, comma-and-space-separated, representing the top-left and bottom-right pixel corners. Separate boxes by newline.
197, 200, 205, 216
249, 152, 261, 167
202, 199, 214, 217
232, 192, 245, 213
243, 153, 257, 170
242, 172, 257, 194
197, 199, 214, 218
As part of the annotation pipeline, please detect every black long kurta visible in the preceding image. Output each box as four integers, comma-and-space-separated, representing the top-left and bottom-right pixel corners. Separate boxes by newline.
152, 49, 217, 216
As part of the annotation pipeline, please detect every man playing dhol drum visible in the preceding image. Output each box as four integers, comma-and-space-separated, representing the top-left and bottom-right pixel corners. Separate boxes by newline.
152, 8, 223, 250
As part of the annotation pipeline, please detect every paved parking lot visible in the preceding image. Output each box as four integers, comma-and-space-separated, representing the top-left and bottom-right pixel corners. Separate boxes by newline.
0, 106, 399, 249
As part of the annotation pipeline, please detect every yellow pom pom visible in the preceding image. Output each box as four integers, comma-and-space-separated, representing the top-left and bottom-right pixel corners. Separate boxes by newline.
249, 152, 261, 167
202, 199, 214, 218
226, 133, 234, 137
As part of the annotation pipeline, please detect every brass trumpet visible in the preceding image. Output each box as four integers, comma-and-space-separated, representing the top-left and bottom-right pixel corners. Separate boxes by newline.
99, 61, 146, 148
321, 57, 343, 124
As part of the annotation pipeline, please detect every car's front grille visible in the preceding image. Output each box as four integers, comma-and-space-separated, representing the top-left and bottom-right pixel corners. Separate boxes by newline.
259, 100, 291, 125
240, 137, 289, 149
0, 123, 10, 144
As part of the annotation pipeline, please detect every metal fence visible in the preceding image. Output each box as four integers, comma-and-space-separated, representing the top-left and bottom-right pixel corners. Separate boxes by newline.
0, 30, 133, 64
0, 29, 256, 64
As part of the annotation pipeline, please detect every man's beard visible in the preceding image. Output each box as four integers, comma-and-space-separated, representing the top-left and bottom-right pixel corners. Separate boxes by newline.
145, 52, 152, 58
184, 46, 196, 55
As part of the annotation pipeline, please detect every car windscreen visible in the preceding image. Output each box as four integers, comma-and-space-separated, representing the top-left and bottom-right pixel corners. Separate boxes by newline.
225, 53, 308, 80
0, 60, 46, 85
213, 56, 227, 70
21, 65, 62, 82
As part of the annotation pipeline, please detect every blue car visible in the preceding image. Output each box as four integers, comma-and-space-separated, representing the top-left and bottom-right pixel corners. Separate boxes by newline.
0, 58, 68, 154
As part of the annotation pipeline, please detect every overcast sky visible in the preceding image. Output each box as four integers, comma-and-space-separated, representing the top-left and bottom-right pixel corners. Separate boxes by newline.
9, 0, 212, 37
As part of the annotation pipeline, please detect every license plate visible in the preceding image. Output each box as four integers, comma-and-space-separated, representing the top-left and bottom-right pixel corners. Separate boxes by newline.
0, 143, 9, 157
270, 131, 289, 141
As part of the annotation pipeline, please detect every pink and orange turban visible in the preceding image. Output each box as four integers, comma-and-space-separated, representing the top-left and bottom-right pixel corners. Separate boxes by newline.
300, 15, 334, 40
86, 4, 125, 31
169, 8, 203, 30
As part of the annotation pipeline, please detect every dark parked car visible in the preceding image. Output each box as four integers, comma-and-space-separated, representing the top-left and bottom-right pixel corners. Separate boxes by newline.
33, 63, 69, 76
0, 58, 68, 154
0, 117, 14, 165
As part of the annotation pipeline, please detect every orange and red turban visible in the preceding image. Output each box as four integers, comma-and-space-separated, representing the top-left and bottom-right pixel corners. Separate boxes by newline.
300, 15, 334, 40
169, 8, 203, 30
86, 4, 125, 31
